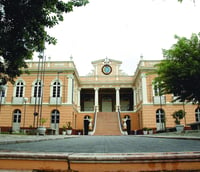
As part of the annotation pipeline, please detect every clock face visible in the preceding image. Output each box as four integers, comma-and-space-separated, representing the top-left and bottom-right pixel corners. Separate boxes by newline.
102, 65, 112, 75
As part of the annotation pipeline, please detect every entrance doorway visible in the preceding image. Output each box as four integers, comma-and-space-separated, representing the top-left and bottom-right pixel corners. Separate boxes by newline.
102, 95, 112, 112
51, 110, 60, 135
124, 115, 131, 135
12, 109, 21, 133
84, 115, 91, 135
156, 109, 165, 131
99, 89, 115, 112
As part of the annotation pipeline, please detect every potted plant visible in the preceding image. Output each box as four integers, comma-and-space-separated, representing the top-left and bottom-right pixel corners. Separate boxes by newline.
62, 125, 66, 135
88, 128, 93, 135
143, 127, 148, 135
148, 128, 153, 134
172, 110, 185, 133
66, 121, 72, 135
37, 118, 47, 135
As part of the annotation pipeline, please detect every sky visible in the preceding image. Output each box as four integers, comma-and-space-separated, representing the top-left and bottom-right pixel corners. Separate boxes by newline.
35, 0, 200, 76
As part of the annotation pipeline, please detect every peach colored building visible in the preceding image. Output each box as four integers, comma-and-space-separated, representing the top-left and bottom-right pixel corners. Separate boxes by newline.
0, 58, 199, 135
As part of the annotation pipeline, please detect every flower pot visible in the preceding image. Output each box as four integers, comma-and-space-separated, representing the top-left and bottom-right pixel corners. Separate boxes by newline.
66, 129, 72, 135
176, 124, 184, 133
148, 130, 153, 134
37, 126, 46, 135
62, 131, 66, 135
88, 131, 93, 135
143, 130, 148, 135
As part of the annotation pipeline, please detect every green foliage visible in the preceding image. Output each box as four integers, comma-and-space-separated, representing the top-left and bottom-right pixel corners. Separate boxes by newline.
40, 118, 47, 125
172, 110, 185, 125
66, 121, 72, 129
0, 0, 88, 84
142, 127, 148, 131
62, 125, 66, 130
154, 33, 200, 104
178, 0, 196, 3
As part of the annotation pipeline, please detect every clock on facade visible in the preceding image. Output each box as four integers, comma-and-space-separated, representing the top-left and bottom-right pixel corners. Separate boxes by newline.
102, 64, 112, 75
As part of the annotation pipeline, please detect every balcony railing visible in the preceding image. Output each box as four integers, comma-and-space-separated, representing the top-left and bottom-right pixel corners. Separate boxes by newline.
153, 96, 166, 105
49, 97, 62, 105
31, 97, 42, 104
12, 97, 24, 104
0, 97, 5, 104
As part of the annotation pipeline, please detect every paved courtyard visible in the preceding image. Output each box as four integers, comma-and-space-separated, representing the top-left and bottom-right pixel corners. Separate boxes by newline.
0, 135, 199, 153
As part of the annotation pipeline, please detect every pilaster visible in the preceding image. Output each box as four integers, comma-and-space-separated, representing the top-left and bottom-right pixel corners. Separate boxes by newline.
67, 74, 74, 104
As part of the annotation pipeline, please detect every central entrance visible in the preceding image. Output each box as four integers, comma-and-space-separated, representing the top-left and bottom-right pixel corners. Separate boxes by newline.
99, 88, 115, 112
80, 88, 133, 112
102, 96, 112, 112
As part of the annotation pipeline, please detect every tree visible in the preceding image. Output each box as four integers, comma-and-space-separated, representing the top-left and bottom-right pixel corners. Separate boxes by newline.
0, 0, 88, 84
172, 110, 185, 125
154, 33, 200, 104
178, 0, 195, 3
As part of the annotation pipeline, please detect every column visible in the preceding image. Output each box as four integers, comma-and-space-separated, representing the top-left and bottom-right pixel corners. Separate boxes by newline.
94, 87, 99, 112
115, 87, 120, 112
67, 74, 74, 104
133, 87, 136, 110
141, 73, 148, 104
77, 88, 81, 112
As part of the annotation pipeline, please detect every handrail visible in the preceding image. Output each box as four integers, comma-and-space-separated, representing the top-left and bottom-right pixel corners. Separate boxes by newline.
91, 106, 97, 135
117, 108, 125, 135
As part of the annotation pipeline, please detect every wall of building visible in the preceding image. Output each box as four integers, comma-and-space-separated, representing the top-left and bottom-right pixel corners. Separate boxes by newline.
76, 113, 94, 130
0, 59, 199, 134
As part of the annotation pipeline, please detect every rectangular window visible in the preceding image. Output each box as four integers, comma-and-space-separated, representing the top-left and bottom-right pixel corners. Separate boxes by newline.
0, 90, 5, 97
51, 116, 55, 123
196, 114, 200, 122
56, 116, 60, 123
18, 115, 21, 123
16, 87, 19, 97
20, 87, 23, 97
57, 87, 60, 97
53, 87, 56, 97
154, 85, 159, 96
34, 86, 41, 97
53, 86, 60, 97
38, 86, 41, 97
13, 115, 17, 122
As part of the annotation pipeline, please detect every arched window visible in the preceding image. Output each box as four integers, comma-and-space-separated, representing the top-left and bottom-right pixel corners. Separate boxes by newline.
0, 85, 6, 98
156, 109, 165, 123
52, 81, 60, 97
15, 81, 24, 97
84, 115, 91, 120
124, 115, 130, 119
156, 108, 165, 131
153, 83, 160, 96
195, 107, 200, 122
13, 109, 21, 123
51, 110, 60, 124
34, 81, 41, 97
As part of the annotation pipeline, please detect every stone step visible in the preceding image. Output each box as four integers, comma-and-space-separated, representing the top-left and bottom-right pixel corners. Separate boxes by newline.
94, 112, 122, 135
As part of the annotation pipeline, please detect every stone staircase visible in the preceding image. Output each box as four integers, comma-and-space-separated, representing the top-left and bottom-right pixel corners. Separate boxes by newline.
94, 112, 122, 135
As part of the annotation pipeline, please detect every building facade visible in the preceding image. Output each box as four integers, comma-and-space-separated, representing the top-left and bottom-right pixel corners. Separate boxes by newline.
0, 58, 199, 134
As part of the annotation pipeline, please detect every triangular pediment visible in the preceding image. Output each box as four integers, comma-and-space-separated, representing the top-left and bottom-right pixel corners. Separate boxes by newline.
92, 58, 122, 65
86, 58, 127, 76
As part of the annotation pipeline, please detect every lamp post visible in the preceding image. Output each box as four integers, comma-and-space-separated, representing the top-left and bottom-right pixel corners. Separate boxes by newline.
23, 97, 28, 130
